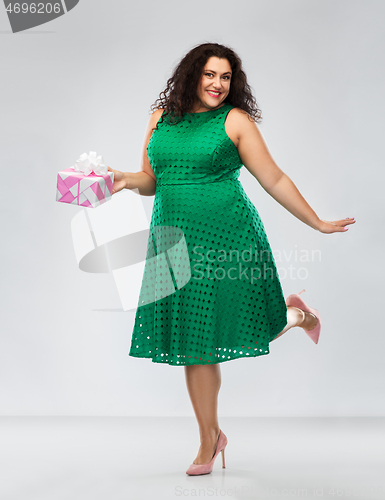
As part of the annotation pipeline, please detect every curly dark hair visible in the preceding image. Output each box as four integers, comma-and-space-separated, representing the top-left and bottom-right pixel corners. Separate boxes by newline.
150, 42, 262, 127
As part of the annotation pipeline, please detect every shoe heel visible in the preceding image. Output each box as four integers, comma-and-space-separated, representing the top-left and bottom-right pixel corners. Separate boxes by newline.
286, 289, 321, 345
185, 430, 228, 476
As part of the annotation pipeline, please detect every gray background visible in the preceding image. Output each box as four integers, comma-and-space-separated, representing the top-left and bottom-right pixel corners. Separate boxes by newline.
1, 0, 383, 417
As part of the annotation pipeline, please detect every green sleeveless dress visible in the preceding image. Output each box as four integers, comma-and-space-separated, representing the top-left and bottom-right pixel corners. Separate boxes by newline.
128, 102, 287, 366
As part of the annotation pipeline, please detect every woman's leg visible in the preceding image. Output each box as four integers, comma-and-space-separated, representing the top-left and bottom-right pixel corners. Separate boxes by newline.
184, 363, 221, 465
183, 306, 317, 464
271, 305, 318, 341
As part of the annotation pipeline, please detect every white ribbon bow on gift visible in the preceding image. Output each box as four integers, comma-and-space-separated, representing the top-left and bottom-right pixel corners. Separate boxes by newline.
72, 151, 108, 176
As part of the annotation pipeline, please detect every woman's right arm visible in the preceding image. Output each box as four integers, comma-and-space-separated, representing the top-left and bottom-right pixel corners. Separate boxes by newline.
108, 108, 164, 197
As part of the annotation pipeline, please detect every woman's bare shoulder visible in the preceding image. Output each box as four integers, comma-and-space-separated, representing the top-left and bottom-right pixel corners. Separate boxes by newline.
225, 107, 256, 147
148, 108, 165, 128
227, 106, 255, 125
151, 107, 165, 116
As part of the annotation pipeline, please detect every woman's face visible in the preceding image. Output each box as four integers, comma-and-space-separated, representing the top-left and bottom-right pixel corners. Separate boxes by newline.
193, 56, 232, 112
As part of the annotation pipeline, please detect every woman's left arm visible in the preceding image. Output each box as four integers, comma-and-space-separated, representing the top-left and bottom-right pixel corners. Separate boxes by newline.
233, 110, 355, 234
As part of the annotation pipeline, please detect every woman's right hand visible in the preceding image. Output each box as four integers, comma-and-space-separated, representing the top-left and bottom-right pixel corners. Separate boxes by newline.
108, 166, 127, 194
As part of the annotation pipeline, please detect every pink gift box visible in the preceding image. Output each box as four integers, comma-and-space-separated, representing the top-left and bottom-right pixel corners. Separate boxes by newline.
56, 168, 114, 208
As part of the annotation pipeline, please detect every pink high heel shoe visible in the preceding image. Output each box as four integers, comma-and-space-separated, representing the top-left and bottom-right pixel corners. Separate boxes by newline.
186, 430, 227, 475
285, 289, 321, 344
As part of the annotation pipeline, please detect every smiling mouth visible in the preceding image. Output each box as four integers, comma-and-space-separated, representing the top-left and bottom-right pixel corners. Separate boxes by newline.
207, 91, 221, 97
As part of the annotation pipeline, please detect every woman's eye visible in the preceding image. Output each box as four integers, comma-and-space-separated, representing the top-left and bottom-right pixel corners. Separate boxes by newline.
205, 73, 230, 80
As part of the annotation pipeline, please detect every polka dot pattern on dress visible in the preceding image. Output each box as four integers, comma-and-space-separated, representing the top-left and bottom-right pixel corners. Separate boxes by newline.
128, 102, 287, 366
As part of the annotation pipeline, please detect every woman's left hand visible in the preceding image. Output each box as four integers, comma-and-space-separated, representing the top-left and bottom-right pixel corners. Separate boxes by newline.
317, 218, 356, 234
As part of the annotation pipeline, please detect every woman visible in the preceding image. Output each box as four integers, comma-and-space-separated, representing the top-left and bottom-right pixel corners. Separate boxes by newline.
107, 42, 355, 475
